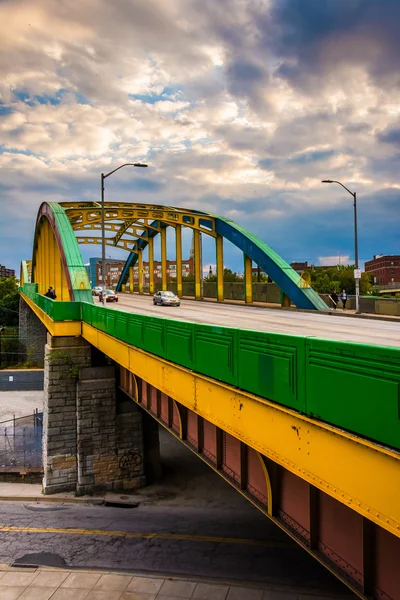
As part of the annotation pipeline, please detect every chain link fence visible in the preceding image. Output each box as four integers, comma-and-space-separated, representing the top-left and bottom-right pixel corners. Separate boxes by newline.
0, 410, 43, 470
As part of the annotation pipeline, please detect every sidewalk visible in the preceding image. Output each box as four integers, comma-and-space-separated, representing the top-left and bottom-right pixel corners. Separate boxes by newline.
0, 483, 104, 504
0, 564, 351, 599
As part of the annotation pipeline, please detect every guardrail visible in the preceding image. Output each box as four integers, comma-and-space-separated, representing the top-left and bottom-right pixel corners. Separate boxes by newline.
20, 284, 400, 451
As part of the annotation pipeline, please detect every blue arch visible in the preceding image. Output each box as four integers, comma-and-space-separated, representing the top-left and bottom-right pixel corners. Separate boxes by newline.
116, 210, 328, 311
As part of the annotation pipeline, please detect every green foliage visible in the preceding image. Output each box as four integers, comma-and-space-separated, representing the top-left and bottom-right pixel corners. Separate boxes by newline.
309, 265, 373, 296
205, 268, 242, 282
0, 277, 19, 326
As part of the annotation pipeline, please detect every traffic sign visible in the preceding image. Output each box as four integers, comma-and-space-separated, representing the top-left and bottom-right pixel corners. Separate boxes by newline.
354, 269, 362, 279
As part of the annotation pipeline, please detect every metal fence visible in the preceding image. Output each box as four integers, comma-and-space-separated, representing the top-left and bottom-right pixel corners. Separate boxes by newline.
0, 410, 43, 470
0, 328, 28, 369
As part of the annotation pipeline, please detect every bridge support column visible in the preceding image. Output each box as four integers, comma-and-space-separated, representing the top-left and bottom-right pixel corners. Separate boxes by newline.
216, 234, 224, 302
43, 334, 91, 494
76, 366, 145, 495
43, 335, 146, 495
129, 266, 134, 294
18, 296, 47, 367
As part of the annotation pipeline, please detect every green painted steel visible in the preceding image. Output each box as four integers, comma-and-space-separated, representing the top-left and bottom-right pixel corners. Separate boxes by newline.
48, 203, 93, 303
21, 291, 400, 450
305, 338, 400, 450
194, 324, 238, 386
238, 329, 306, 410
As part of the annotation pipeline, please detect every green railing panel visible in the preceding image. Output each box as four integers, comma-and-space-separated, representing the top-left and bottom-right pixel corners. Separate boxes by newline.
194, 324, 238, 386
92, 306, 107, 333
144, 316, 166, 358
81, 302, 94, 326
50, 300, 81, 321
305, 338, 400, 450
126, 313, 145, 349
165, 320, 195, 370
106, 311, 116, 337
238, 330, 306, 411
115, 311, 129, 343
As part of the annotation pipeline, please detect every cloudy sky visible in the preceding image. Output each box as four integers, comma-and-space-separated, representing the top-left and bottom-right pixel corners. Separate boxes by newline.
1, 0, 399, 274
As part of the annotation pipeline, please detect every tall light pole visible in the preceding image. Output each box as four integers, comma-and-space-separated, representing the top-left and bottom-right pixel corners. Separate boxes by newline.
321, 180, 360, 314
101, 162, 148, 305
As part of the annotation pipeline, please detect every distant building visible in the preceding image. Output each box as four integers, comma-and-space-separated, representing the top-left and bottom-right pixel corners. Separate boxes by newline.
89, 256, 194, 287
0, 265, 15, 279
290, 261, 309, 273
365, 255, 400, 286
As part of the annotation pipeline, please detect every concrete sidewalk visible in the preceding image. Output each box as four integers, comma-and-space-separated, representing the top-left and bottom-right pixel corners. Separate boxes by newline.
0, 483, 104, 504
0, 564, 350, 599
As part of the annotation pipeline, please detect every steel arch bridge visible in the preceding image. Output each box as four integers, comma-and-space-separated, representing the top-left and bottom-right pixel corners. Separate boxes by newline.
22, 201, 328, 311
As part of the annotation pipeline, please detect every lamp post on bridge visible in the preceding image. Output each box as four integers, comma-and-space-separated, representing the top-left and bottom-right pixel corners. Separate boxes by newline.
101, 163, 148, 306
321, 179, 360, 314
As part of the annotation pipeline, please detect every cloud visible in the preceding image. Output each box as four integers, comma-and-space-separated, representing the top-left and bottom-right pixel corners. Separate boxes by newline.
0, 0, 399, 276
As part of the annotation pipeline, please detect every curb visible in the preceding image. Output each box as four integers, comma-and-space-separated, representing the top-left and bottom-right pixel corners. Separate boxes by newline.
0, 495, 104, 505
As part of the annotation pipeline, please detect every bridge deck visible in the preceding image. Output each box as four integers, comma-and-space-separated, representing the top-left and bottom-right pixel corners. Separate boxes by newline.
109, 294, 400, 348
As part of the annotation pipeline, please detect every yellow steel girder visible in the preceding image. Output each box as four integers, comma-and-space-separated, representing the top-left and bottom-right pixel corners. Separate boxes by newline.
62, 203, 216, 237
16, 295, 400, 540
81, 323, 400, 541
20, 293, 81, 336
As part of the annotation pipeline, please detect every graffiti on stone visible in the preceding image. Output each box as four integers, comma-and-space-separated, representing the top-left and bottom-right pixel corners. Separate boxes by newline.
119, 451, 142, 474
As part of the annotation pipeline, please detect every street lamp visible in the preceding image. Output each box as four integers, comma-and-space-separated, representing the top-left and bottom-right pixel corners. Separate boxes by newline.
101, 163, 148, 305
321, 179, 360, 314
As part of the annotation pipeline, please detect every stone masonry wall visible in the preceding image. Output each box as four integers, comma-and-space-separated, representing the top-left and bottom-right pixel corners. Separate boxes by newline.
76, 366, 145, 495
19, 297, 47, 367
43, 335, 91, 494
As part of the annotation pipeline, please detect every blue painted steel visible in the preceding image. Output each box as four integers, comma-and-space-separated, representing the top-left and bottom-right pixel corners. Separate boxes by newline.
116, 222, 161, 292
214, 217, 328, 311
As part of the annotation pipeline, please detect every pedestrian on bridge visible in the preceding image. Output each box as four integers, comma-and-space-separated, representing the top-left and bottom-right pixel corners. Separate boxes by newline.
340, 289, 348, 310
45, 286, 57, 299
330, 289, 338, 309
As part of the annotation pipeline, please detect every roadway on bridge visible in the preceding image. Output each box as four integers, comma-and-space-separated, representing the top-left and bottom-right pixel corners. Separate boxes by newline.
106, 294, 400, 348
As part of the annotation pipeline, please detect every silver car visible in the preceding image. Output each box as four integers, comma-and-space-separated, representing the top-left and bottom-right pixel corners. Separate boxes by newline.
153, 291, 180, 306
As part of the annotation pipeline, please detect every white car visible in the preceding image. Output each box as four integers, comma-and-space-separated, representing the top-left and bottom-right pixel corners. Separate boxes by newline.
153, 291, 180, 306
92, 286, 103, 296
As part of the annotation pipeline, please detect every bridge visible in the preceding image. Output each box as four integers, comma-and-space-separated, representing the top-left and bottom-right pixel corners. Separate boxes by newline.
18, 201, 400, 600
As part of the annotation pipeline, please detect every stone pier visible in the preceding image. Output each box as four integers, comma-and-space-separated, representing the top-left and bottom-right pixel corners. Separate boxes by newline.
19, 297, 47, 367
43, 333, 146, 495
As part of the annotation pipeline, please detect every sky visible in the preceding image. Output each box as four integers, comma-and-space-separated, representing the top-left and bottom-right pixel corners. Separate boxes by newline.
0, 0, 399, 274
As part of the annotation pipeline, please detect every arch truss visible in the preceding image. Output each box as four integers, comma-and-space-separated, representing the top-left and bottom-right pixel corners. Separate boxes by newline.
25, 201, 328, 310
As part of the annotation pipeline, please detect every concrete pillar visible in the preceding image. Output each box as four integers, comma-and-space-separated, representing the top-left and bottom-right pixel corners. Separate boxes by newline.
76, 366, 145, 495
19, 297, 47, 367
43, 334, 91, 494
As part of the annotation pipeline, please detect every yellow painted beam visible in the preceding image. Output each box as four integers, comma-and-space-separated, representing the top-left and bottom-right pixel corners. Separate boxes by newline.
216, 234, 224, 302
175, 224, 182, 298
82, 322, 400, 540
194, 229, 201, 300
129, 266, 134, 294
244, 254, 252, 304
148, 236, 155, 295
161, 227, 167, 291
20, 293, 81, 337
138, 250, 144, 295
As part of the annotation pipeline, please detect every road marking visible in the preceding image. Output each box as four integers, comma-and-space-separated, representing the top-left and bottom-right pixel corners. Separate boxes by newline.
0, 525, 292, 547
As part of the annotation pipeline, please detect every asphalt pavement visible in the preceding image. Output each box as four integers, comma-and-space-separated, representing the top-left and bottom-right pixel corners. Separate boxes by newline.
109, 294, 400, 348
0, 430, 354, 597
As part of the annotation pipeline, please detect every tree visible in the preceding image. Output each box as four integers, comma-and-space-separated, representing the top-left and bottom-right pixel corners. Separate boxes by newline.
309, 266, 373, 296
0, 277, 19, 326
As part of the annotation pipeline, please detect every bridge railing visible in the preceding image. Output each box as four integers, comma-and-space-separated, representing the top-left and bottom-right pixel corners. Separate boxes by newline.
20, 283, 400, 451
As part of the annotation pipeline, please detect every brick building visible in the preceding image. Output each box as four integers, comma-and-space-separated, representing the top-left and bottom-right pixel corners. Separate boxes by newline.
91, 257, 194, 287
0, 265, 15, 279
364, 255, 400, 286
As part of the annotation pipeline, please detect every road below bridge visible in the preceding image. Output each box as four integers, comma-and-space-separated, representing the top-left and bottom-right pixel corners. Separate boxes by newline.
106, 294, 400, 348
0, 430, 352, 596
